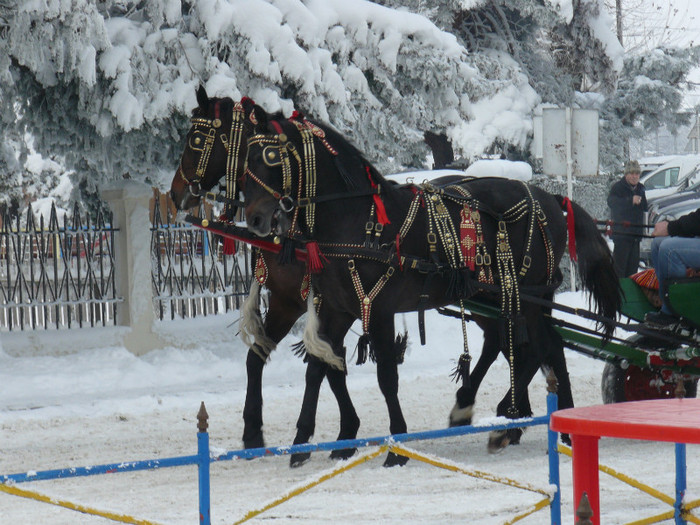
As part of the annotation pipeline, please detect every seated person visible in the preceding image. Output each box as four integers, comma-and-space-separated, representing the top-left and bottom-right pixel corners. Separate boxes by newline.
645, 207, 700, 325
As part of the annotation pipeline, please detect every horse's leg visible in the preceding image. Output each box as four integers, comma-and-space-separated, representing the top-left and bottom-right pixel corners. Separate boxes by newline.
242, 287, 304, 449
325, 360, 361, 460
488, 308, 548, 452
369, 316, 409, 467
290, 308, 355, 467
488, 353, 540, 453
450, 317, 500, 427
290, 355, 328, 467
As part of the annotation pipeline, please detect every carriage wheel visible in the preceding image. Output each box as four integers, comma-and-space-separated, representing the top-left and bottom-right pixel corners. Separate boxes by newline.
601, 361, 698, 403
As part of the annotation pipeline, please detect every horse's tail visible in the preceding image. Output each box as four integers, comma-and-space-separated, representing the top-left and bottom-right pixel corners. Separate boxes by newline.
560, 196, 622, 339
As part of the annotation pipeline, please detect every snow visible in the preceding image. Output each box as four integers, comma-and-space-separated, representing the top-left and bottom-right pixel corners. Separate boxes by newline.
2, 292, 698, 524
387, 161, 532, 185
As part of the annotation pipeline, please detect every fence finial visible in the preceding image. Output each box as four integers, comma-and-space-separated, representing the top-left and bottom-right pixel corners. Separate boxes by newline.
197, 402, 209, 433
576, 491, 594, 524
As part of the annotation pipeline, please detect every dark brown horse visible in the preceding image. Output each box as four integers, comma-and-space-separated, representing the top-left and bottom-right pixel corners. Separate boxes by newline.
240, 108, 622, 464
170, 88, 367, 464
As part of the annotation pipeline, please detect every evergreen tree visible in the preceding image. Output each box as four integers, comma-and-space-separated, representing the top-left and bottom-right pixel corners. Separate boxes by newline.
0, 0, 560, 202
597, 45, 700, 169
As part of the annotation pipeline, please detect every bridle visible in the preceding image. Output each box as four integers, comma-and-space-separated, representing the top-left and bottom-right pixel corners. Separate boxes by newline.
244, 116, 383, 238
178, 99, 249, 211
245, 130, 302, 212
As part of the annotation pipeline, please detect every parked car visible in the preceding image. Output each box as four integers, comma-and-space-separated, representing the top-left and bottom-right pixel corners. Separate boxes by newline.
639, 173, 700, 265
641, 154, 700, 203
647, 175, 700, 219
638, 155, 682, 178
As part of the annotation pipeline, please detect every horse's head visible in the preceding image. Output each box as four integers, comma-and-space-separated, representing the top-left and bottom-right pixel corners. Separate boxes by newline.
243, 108, 376, 239
243, 109, 304, 237
170, 85, 256, 211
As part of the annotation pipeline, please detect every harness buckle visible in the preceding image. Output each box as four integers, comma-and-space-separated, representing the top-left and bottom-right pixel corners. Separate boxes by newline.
374, 223, 383, 233
498, 220, 507, 232
386, 267, 395, 277
427, 233, 437, 245
297, 197, 312, 208
279, 196, 295, 213
348, 260, 356, 271
522, 255, 531, 269
365, 221, 374, 233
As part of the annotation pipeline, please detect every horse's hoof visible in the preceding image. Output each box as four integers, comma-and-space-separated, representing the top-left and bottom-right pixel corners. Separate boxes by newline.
243, 435, 265, 450
383, 451, 409, 467
448, 403, 474, 427
330, 447, 357, 461
507, 428, 524, 446
290, 452, 311, 468
487, 430, 510, 453
560, 433, 571, 446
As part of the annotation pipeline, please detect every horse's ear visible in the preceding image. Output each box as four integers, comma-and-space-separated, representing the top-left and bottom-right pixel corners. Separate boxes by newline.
240, 97, 256, 120
251, 104, 269, 133
196, 85, 209, 111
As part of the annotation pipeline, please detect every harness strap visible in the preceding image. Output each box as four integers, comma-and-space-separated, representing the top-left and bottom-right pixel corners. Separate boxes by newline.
224, 101, 246, 218
348, 259, 395, 335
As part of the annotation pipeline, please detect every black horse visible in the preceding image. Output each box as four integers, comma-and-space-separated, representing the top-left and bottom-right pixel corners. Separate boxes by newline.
171, 89, 550, 467
171, 88, 364, 462
241, 108, 622, 464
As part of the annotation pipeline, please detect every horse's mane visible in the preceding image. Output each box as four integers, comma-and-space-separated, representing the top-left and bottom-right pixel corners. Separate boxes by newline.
277, 114, 392, 194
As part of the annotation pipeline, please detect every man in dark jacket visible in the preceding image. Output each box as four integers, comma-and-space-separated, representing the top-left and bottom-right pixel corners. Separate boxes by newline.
645, 207, 700, 325
607, 160, 648, 277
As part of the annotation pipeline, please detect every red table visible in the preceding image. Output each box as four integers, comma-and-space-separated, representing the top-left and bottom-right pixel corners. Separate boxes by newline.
550, 398, 700, 525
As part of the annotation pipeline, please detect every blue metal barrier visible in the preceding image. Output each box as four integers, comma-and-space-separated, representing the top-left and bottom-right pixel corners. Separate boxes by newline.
1, 394, 561, 525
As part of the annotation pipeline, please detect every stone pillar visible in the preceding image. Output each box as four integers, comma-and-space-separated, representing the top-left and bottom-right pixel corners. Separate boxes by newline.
102, 180, 164, 355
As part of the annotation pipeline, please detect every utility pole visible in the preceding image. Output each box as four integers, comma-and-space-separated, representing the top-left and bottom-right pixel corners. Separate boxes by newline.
615, 0, 630, 158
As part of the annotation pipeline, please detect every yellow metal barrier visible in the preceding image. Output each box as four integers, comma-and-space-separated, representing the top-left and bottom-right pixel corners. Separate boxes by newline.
231, 443, 554, 525
233, 447, 387, 524
0, 482, 161, 525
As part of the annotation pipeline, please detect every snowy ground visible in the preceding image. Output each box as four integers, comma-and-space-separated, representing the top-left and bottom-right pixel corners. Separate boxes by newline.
1, 291, 698, 524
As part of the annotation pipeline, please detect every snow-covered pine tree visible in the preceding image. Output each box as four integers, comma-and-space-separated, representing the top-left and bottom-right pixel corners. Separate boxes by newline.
597, 46, 700, 170
377, 0, 624, 162
0, 0, 550, 207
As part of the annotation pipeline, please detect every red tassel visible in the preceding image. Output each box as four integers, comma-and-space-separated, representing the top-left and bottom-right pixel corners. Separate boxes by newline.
396, 233, 403, 271
366, 166, 390, 225
306, 241, 328, 273
291, 110, 304, 120
562, 197, 577, 262
222, 237, 236, 255
218, 213, 236, 255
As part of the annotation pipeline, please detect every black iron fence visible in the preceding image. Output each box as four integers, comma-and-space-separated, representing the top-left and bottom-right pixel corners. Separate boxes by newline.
150, 196, 252, 321
1, 194, 253, 332
0, 203, 119, 330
